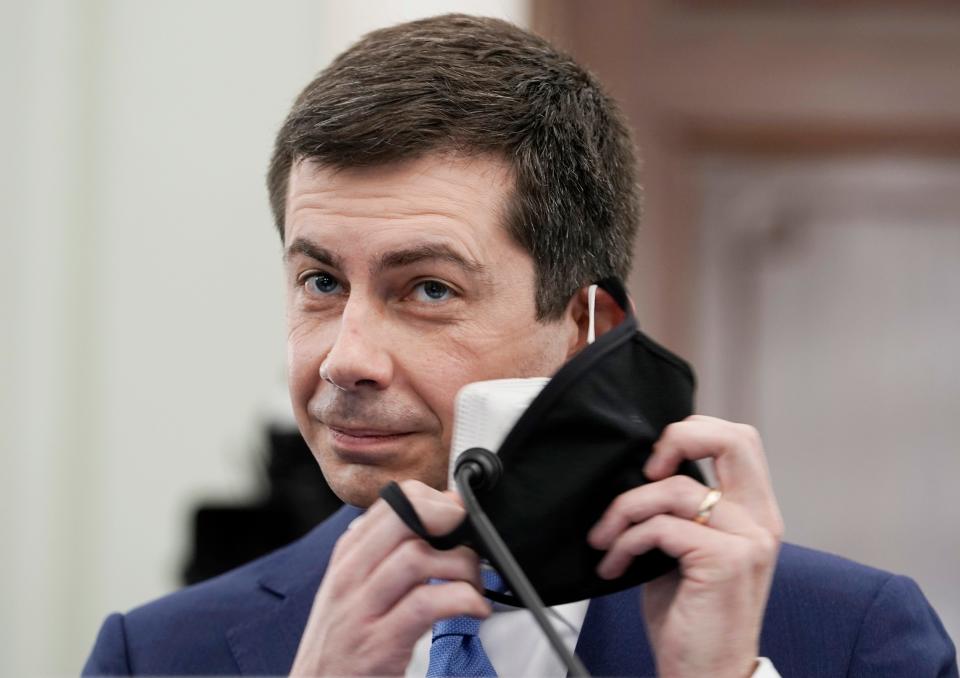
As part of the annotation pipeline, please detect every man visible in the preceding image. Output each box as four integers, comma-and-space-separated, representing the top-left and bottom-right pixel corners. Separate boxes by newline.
83, 14, 956, 677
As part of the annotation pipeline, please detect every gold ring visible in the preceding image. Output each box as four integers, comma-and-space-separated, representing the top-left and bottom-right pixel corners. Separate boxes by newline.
694, 488, 723, 525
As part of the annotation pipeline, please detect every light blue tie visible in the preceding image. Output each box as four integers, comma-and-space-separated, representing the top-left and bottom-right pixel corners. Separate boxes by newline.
425, 568, 503, 678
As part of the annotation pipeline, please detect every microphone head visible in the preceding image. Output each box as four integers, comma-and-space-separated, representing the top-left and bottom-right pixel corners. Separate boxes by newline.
449, 378, 549, 489
454, 447, 504, 492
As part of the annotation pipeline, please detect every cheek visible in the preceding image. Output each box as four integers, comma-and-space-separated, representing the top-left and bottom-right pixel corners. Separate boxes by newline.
448, 317, 570, 379
408, 341, 476, 406
404, 322, 568, 441
286, 316, 331, 411
515, 325, 571, 374
391, 330, 488, 443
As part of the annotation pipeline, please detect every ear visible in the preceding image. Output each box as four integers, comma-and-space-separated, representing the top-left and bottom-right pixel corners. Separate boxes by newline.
564, 286, 627, 358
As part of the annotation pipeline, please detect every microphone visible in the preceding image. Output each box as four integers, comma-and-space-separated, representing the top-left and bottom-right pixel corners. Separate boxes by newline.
454, 448, 502, 492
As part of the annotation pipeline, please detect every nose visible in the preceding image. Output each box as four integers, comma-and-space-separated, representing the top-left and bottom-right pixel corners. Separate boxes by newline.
320, 298, 394, 392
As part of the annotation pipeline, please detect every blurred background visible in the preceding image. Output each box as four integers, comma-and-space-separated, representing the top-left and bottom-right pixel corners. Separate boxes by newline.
1, 1, 958, 675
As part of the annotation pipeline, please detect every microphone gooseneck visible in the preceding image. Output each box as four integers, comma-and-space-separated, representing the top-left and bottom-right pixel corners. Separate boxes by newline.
454, 450, 591, 678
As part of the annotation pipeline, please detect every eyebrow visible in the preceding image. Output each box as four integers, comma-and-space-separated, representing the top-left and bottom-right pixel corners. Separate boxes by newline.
374, 244, 486, 276
284, 238, 343, 269
285, 237, 485, 278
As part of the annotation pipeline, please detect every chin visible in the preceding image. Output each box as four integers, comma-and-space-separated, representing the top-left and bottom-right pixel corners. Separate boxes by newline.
322, 462, 450, 508
331, 483, 382, 509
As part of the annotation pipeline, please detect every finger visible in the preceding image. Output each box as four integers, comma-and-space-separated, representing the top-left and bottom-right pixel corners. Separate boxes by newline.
441, 489, 465, 507
343, 481, 464, 547
645, 416, 765, 484
382, 580, 492, 650
596, 513, 750, 580
644, 416, 781, 531
361, 542, 482, 616
588, 476, 755, 549
330, 481, 467, 585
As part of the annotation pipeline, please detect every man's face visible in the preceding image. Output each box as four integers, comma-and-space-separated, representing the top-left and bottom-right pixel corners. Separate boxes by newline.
284, 154, 578, 507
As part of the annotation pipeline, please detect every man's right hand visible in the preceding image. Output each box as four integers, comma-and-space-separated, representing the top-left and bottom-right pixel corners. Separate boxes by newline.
290, 480, 489, 677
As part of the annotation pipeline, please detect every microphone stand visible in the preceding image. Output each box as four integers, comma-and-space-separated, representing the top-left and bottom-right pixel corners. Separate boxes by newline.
455, 449, 590, 678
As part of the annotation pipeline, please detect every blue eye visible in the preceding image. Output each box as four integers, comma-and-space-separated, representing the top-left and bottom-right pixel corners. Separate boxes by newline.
305, 272, 341, 295
414, 280, 452, 302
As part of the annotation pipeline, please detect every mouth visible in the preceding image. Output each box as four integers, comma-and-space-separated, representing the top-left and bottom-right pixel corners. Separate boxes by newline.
326, 425, 416, 460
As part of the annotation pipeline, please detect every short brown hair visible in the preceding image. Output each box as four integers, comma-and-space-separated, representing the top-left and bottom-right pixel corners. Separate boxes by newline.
267, 14, 640, 319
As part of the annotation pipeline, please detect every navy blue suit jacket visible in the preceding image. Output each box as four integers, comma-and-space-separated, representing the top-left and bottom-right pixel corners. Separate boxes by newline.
84, 505, 957, 676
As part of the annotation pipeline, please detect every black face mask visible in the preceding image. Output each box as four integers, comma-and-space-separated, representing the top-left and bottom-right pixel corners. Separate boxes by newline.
381, 278, 701, 607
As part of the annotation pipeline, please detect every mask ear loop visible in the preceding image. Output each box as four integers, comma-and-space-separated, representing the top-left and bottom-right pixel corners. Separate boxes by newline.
587, 284, 598, 345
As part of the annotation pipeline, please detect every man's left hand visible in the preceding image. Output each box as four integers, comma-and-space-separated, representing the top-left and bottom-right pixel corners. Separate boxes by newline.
588, 415, 784, 678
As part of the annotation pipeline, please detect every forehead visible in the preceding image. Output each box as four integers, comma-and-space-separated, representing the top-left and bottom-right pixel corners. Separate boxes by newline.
283, 154, 518, 261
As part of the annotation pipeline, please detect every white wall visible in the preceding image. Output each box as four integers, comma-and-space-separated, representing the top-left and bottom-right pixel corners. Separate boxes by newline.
0, 1, 528, 675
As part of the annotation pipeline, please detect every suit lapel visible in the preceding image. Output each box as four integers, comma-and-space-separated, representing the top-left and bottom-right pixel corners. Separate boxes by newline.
574, 586, 656, 677
225, 505, 363, 675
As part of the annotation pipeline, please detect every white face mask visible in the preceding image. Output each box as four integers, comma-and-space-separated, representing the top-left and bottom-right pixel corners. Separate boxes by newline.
449, 377, 549, 489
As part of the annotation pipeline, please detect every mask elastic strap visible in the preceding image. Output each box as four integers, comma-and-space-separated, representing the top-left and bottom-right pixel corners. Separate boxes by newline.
379, 481, 473, 550
587, 284, 598, 344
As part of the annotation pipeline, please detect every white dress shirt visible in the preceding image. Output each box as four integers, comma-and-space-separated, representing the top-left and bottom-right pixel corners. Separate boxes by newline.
405, 599, 781, 677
